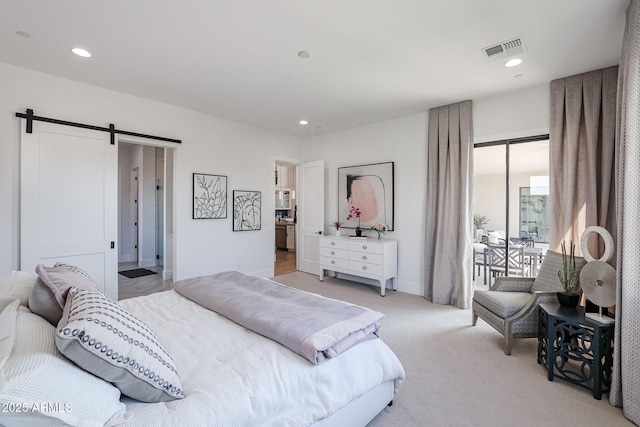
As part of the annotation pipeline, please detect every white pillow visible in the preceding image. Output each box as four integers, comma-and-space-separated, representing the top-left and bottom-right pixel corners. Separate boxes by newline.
0, 271, 38, 313
488, 235, 501, 244
0, 300, 19, 379
56, 288, 184, 403
0, 304, 127, 427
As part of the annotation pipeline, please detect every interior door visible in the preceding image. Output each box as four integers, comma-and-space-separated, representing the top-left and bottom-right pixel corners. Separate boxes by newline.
298, 160, 324, 274
131, 167, 139, 263
21, 121, 118, 300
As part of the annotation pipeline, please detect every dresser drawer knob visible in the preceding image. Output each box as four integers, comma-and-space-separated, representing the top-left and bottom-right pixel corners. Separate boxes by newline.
362, 266, 367, 270
363, 245, 367, 250
362, 255, 367, 260
331, 260, 335, 265
331, 251, 335, 255
331, 242, 335, 246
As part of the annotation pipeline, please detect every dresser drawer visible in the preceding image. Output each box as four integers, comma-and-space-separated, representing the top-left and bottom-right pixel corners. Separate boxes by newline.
348, 241, 384, 254
320, 246, 349, 260
320, 256, 349, 269
320, 238, 349, 250
349, 261, 383, 276
349, 251, 384, 265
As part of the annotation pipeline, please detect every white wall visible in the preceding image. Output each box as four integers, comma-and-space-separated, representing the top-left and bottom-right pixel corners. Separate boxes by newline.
302, 113, 429, 295
300, 83, 551, 296
0, 62, 301, 279
164, 149, 174, 279
474, 83, 550, 142
0, 60, 550, 292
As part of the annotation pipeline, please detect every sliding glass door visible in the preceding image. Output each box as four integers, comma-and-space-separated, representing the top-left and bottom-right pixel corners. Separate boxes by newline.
473, 135, 549, 283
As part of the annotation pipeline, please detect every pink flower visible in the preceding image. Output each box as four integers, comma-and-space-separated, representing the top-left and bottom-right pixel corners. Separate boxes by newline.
347, 206, 362, 228
370, 223, 388, 233
346, 206, 361, 220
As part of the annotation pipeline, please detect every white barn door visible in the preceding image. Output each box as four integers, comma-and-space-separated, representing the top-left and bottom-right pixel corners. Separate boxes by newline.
21, 121, 118, 300
297, 160, 324, 275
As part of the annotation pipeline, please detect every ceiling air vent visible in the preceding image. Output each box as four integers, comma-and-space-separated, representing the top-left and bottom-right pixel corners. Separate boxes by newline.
482, 37, 526, 62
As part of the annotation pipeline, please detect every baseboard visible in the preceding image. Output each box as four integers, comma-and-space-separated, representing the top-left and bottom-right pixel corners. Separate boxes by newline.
250, 268, 273, 279
138, 259, 156, 268
397, 279, 422, 296
333, 273, 422, 296
162, 269, 173, 280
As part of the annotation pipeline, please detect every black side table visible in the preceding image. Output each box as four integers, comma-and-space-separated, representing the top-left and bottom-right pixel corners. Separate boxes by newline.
537, 303, 615, 400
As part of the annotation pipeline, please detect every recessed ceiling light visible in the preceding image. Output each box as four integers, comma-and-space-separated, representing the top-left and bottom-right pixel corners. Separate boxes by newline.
298, 51, 312, 59
299, 120, 308, 125
505, 58, 522, 67
71, 48, 92, 58
16, 31, 31, 38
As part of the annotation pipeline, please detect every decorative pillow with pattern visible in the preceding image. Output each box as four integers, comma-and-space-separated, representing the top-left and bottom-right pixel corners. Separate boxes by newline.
29, 263, 106, 325
55, 288, 184, 403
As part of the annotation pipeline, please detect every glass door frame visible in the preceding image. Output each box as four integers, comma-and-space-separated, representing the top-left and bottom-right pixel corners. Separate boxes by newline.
474, 133, 549, 275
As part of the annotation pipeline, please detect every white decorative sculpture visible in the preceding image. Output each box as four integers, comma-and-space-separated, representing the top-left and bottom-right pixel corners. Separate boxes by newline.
579, 226, 616, 324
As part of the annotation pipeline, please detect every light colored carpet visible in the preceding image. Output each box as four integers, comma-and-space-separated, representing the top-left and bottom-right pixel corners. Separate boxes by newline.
273, 271, 633, 427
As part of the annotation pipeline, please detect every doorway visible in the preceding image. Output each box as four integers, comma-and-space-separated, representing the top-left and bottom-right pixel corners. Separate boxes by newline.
473, 135, 550, 286
274, 160, 298, 276
117, 142, 174, 298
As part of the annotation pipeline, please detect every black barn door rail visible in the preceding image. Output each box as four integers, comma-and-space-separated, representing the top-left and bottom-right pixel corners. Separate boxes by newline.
15, 108, 182, 145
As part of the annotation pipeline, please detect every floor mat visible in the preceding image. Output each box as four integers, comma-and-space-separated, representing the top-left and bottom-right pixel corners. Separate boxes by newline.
118, 268, 157, 279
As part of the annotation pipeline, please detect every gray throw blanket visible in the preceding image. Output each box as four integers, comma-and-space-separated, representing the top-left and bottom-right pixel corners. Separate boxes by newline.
173, 271, 384, 365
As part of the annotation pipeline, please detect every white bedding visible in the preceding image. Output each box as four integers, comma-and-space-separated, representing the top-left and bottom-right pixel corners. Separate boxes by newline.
119, 290, 405, 427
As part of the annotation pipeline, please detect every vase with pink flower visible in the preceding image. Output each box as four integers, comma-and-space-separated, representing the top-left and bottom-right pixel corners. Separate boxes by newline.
332, 221, 343, 237
347, 206, 363, 236
370, 223, 388, 240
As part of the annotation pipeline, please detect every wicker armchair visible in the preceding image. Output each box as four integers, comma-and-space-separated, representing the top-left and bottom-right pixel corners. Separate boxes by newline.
471, 250, 586, 355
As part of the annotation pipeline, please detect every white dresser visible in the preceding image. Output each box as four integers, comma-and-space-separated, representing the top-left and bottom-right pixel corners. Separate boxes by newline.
319, 236, 397, 296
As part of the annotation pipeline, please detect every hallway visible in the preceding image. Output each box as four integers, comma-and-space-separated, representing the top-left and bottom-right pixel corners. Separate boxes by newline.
118, 262, 172, 300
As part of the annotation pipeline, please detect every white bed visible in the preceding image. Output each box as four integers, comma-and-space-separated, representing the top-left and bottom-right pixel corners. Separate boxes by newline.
0, 270, 405, 427
119, 289, 405, 427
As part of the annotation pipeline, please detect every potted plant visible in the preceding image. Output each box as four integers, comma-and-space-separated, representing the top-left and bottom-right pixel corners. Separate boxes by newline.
370, 223, 388, 240
557, 240, 580, 307
473, 214, 490, 241
347, 206, 363, 236
332, 221, 343, 237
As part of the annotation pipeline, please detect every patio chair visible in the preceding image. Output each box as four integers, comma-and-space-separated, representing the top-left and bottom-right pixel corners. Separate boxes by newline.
473, 242, 489, 285
485, 243, 529, 282
471, 250, 587, 355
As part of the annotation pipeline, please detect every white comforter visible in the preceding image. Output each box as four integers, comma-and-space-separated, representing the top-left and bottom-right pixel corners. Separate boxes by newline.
119, 290, 405, 427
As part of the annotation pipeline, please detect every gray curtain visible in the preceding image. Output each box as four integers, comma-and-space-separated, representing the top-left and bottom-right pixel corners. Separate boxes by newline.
424, 100, 473, 309
610, 0, 640, 423
549, 66, 618, 256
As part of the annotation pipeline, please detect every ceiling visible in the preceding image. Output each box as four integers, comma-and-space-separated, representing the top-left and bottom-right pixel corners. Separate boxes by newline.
0, 1, 628, 138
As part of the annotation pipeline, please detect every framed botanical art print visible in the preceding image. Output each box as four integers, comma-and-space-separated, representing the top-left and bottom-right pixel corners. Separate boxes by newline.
338, 162, 394, 230
233, 190, 261, 231
193, 173, 227, 219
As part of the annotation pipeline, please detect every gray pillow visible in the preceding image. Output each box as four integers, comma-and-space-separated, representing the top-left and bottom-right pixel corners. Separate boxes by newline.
29, 263, 106, 325
56, 288, 184, 403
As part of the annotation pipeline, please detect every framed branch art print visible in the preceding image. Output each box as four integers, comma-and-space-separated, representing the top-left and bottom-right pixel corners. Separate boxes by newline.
193, 173, 227, 219
233, 190, 261, 231
338, 162, 394, 231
